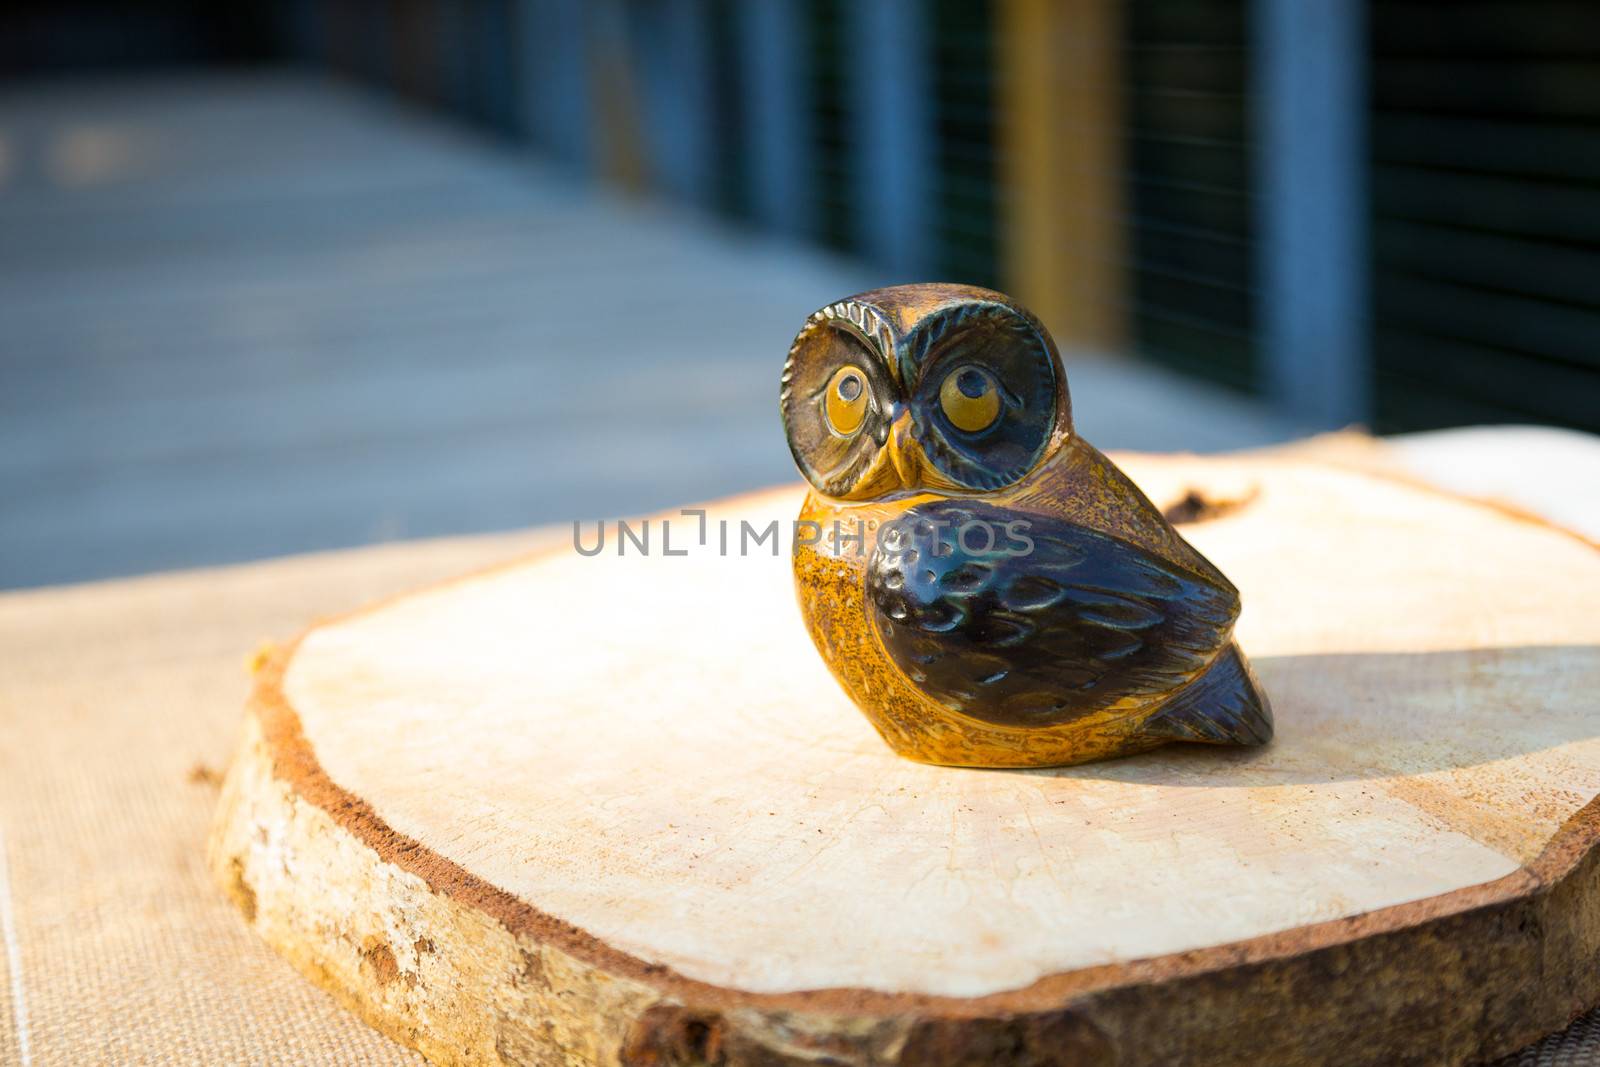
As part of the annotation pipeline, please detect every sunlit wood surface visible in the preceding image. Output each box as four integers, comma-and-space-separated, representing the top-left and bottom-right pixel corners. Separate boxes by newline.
0, 74, 1305, 588
212, 455, 1600, 1065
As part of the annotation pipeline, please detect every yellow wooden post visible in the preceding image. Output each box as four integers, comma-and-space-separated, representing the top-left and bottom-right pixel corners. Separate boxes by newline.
998, 0, 1124, 353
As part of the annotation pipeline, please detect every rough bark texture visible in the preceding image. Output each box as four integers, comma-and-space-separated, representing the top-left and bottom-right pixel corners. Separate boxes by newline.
209, 457, 1600, 1066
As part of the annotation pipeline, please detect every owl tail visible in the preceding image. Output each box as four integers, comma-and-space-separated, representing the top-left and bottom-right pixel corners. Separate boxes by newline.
1139, 642, 1274, 747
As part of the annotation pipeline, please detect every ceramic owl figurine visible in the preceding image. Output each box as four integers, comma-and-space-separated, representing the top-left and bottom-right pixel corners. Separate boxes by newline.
781, 284, 1272, 768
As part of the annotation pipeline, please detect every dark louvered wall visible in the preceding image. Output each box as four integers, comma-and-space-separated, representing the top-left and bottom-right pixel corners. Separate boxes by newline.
931, 0, 1001, 288
706, 0, 751, 222
787, 0, 1004, 284
1370, 1, 1600, 432
805, 0, 858, 255
1123, 0, 1257, 392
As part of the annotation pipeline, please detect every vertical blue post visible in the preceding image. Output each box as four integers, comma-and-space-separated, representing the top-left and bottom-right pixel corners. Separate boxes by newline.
1256, 0, 1371, 426
631, 0, 715, 207
852, 0, 933, 277
517, 0, 594, 173
739, 0, 810, 236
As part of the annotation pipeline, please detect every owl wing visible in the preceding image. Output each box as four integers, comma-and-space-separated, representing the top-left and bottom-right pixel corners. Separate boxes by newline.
866, 500, 1239, 730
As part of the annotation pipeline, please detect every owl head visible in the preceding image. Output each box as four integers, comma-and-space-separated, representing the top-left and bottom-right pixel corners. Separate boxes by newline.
781, 284, 1071, 501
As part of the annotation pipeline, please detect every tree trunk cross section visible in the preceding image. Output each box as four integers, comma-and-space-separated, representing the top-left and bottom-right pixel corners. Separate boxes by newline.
210, 455, 1600, 1066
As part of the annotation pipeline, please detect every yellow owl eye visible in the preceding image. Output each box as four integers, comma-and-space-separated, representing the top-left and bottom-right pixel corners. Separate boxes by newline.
940, 367, 1001, 432
825, 365, 869, 436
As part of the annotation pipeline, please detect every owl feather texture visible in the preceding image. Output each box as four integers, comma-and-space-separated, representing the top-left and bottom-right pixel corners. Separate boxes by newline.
782, 283, 1272, 767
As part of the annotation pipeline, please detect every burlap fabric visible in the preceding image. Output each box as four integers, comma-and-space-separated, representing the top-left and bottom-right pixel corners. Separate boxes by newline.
0, 471, 1594, 1064
0, 531, 551, 1064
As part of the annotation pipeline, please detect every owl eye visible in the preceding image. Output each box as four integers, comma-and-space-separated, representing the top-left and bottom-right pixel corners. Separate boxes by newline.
939, 366, 1001, 432
825, 365, 870, 436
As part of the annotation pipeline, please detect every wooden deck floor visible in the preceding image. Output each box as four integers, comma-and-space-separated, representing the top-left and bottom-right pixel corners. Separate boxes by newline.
0, 73, 1305, 588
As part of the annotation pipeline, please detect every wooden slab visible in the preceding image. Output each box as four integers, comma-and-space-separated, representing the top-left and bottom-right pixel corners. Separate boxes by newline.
209, 454, 1600, 1067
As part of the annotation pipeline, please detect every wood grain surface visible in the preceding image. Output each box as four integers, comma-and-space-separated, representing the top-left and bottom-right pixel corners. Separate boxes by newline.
210, 453, 1600, 1066
0, 73, 1304, 590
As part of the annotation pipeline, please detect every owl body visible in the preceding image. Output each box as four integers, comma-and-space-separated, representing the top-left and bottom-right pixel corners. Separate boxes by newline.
782, 284, 1271, 768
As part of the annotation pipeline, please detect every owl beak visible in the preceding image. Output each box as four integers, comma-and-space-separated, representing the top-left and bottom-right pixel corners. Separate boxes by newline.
888, 406, 920, 488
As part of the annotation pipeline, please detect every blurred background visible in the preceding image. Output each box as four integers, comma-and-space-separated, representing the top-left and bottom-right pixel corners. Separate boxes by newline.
1, 1, 1595, 588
